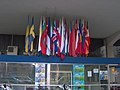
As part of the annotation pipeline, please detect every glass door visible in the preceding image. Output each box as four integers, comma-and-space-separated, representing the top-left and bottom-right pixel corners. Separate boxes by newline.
109, 64, 120, 90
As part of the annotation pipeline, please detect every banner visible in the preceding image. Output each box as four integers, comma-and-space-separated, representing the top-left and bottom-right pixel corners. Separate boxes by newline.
73, 64, 84, 90
35, 63, 45, 89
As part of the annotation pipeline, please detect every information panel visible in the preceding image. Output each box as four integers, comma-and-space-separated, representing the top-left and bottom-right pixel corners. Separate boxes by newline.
35, 63, 45, 89
73, 64, 84, 90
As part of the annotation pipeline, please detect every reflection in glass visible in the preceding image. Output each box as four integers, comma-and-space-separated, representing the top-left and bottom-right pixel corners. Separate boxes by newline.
0, 63, 35, 84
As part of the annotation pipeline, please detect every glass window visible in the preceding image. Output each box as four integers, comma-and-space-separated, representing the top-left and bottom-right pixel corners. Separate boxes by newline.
110, 64, 120, 84
50, 64, 72, 85
0, 63, 35, 84
100, 65, 108, 84
85, 65, 99, 84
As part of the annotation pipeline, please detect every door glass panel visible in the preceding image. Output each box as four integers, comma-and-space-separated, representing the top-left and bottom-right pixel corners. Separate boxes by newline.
85, 65, 99, 84
100, 65, 108, 84
110, 64, 120, 84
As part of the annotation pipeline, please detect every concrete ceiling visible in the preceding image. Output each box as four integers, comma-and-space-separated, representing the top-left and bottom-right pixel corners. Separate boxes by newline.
0, 0, 120, 38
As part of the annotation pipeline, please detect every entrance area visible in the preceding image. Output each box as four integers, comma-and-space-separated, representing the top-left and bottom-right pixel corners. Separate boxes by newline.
0, 63, 120, 90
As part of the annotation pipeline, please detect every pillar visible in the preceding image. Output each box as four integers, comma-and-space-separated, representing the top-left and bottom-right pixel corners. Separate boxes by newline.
105, 31, 120, 57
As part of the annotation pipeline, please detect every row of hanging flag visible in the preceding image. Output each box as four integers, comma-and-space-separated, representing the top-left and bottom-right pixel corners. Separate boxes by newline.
25, 16, 90, 59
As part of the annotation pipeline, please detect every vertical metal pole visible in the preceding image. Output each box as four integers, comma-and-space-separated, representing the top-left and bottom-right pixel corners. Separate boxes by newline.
56, 64, 59, 84
47, 64, 51, 90
99, 65, 101, 90
108, 64, 110, 90
6, 62, 7, 74
88, 85, 91, 90
24, 85, 26, 90
71, 72, 72, 90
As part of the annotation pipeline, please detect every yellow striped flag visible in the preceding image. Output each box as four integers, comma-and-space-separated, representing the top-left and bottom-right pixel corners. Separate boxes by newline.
38, 16, 42, 52
29, 17, 35, 52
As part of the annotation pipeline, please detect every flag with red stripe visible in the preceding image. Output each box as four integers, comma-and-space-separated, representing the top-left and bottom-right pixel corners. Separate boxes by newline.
40, 17, 47, 55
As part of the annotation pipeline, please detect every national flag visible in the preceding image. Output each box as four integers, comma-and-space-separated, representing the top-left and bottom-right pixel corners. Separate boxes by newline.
25, 16, 30, 53
82, 19, 85, 55
75, 19, 83, 56
38, 16, 42, 52
86, 21, 90, 46
69, 21, 76, 57
51, 19, 58, 55
60, 17, 65, 59
68, 22, 72, 56
79, 19, 83, 55
46, 17, 51, 55
75, 19, 79, 55
84, 20, 90, 56
64, 19, 68, 54
82, 19, 90, 56
40, 17, 47, 55
57, 18, 62, 56
50, 18, 53, 55
71, 22, 76, 56
56, 19, 61, 56
29, 17, 35, 52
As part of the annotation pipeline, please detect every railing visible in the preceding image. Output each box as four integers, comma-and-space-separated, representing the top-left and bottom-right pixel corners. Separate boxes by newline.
1, 84, 120, 90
